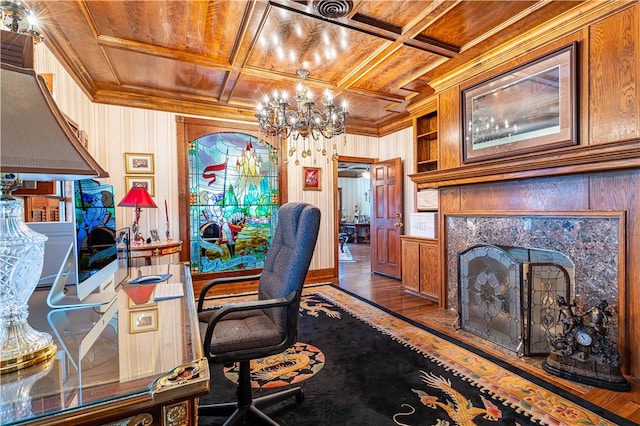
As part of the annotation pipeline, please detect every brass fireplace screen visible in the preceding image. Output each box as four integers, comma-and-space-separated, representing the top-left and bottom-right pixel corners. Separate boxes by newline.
458, 245, 573, 356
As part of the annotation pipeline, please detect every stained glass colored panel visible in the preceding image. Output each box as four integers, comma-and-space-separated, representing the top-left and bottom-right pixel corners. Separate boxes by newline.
188, 132, 278, 273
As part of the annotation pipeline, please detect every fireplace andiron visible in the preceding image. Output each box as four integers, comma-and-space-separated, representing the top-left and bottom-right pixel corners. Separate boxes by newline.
543, 297, 630, 391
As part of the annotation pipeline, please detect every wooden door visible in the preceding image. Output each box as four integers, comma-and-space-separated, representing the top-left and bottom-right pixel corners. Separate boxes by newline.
371, 157, 403, 278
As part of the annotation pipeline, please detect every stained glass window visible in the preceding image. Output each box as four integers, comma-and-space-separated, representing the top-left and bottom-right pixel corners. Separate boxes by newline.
188, 132, 278, 273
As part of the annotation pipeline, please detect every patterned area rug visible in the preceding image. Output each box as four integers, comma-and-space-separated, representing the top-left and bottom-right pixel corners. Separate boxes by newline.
199, 285, 630, 426
223, 342, 325, 389
338, 245, 355, 262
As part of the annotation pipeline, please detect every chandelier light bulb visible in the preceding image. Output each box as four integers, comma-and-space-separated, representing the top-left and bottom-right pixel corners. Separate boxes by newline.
255, 69, 348, 165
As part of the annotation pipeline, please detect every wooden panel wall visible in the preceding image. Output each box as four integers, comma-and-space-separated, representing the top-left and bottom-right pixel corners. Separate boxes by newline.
438, 87, 461, 170
458, 175, 589, 211
589, 6, 639, 144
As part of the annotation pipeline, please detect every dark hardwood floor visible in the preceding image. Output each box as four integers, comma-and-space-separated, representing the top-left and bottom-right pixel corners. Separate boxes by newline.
339, 243, 640, 425
194, 241, 640, 423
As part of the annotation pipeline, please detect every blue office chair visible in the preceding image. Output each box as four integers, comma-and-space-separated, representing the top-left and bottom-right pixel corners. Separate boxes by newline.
197, 202, 321, 425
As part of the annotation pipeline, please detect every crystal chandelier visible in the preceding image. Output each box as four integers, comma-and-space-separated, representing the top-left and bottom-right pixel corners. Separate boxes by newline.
1, 2, 44, 43
255, 69, 348, 165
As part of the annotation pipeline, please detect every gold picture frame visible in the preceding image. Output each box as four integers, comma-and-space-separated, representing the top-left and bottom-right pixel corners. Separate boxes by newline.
125, 152, 155, 174
127, 292, 157, 309
125, 175, 155, 197
303, 167, 321, 191
130, 309, 158, 333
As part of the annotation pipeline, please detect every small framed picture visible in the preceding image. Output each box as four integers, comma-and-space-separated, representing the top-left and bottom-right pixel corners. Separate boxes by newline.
126, 175, 155, 196
303, 167, 321, 191
130, 309, 158, 333
128, 297, 156, 310
125, 152, 155, 174
150, 229, 160, 242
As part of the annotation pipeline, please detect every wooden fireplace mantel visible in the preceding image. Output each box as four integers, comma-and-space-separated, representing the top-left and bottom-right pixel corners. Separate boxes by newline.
409, 139, 640, 189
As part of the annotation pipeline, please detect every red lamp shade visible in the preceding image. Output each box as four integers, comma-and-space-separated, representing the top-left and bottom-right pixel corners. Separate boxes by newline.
118, 187, 157, 243
122, 284, 156, 305
118, 187, 157, 208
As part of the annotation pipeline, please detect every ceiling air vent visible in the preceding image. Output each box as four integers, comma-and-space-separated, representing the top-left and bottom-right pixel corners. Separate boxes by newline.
313, 0, 353, 19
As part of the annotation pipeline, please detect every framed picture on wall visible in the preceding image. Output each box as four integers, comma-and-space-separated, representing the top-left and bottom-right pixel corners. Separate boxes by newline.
462, 42, 577, 162
303, 167, 321, 191
125, 152, 155, 174
125, 175, 155, 196
130, 309, 158, 333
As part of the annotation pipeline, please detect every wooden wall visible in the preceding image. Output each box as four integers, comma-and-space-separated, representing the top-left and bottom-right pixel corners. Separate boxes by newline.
413, 4, 640, 375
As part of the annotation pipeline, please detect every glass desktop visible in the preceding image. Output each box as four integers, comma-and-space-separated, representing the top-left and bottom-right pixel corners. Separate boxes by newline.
2, 264, 208, 425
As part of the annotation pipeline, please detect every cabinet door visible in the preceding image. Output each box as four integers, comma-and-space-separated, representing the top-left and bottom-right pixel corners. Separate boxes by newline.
401, 240, 420, 292
419, 241, 439, 301
25, 197, 61, 222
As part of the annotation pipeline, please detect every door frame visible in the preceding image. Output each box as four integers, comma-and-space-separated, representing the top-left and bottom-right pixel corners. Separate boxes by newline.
334, 155, 377, 280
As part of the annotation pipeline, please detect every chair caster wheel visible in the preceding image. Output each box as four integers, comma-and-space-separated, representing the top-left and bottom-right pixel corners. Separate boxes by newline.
296, 389, 305, 403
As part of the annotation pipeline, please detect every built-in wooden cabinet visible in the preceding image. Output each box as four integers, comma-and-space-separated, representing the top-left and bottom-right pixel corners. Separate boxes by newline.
401, 236, 439, 302
414, 111, 438, 173
408, 105, 441, 304
24, 197, 61, 222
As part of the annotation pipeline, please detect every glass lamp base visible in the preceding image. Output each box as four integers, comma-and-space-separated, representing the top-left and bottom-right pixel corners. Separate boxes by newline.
0, 320, 56, 374
1, 354, 55, 422
0, 192, 57, 374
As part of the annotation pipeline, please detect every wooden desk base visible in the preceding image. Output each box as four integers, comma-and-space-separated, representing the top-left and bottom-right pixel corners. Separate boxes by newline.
130, 240, 182, 265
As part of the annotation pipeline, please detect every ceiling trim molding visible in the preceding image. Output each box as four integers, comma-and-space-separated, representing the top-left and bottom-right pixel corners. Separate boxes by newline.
429, 0, 631, 94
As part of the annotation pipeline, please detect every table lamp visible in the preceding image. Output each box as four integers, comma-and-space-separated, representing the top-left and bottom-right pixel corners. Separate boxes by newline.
118, 187, 157, 245
122, 283, 156, 306
1, 55, 108, 373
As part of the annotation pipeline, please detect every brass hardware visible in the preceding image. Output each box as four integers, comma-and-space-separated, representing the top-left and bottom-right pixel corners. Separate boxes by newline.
152, 358, 209, 395
164, 402, 188, 426
394, 213, 403, 227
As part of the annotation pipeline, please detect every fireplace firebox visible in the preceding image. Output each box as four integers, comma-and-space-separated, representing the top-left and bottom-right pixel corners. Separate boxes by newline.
458, 245, 573, 356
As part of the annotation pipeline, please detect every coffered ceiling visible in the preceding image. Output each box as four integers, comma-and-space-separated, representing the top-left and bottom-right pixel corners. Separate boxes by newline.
26, 0, 585, 136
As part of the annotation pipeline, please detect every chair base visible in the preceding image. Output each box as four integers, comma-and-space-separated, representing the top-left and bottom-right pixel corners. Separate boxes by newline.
199, 387, 304, 426
199, 360, 304, 425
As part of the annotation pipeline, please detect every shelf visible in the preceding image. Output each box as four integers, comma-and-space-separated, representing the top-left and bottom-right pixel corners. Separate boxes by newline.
417, 130, 437, 139
414, 110, 438, 174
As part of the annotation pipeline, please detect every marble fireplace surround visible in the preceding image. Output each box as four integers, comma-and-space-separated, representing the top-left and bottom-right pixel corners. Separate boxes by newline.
445, 211, 626, 350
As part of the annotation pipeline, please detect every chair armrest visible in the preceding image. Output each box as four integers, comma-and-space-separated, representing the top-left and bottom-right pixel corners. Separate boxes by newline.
197, 272, 262, 312
202, 290, 298, 355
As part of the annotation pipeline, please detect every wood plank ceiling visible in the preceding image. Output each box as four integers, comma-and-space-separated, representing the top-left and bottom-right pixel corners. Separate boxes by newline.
26, 0, 584, 136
